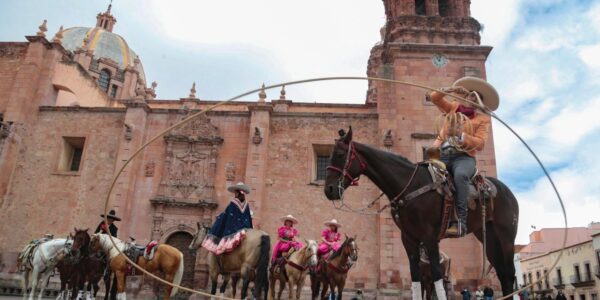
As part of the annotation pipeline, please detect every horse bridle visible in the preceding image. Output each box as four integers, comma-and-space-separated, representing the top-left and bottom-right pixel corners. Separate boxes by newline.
326, 141, 368, 199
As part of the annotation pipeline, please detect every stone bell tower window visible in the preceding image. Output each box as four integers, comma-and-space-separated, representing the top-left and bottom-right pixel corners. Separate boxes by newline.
415, 0, 426, 15
98, 69, 111, 92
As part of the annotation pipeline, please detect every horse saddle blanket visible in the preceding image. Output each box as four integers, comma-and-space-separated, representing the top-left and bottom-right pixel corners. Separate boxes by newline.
17, 239, 46, 271
420, 161, 498, 208
125, 240, 159, 262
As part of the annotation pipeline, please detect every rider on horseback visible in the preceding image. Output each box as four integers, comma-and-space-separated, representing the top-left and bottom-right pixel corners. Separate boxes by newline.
317, 219, 342, 259
272, 214, 303, 264
202, 182, 253, 255
429, 77, 499, 237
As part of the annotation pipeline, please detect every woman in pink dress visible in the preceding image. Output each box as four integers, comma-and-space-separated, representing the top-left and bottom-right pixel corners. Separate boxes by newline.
318, 219, 342, 258
271, 214, 303, 263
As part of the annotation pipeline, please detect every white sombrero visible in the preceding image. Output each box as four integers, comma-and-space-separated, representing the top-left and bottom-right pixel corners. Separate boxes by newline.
227, 182, 251, 194
280, 214, 299, 224
452, 76, 500, 111
324, 219, 342, 228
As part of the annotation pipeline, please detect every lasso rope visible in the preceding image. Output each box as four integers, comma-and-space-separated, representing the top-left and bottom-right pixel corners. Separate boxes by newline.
102, 76, 567, 300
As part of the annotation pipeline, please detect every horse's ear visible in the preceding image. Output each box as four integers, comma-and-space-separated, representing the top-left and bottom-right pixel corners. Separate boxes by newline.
353, 235, 357, 240
84, 228, 89, 233
342, 126, 353, 144
74, 227, 78, 232
196, 222, 201, 229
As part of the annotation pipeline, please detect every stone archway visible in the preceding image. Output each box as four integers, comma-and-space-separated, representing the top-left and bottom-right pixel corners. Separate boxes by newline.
164, 231, 196, 299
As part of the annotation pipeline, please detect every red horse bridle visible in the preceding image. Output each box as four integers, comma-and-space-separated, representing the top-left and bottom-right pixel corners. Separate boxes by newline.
326, 141, 368, 187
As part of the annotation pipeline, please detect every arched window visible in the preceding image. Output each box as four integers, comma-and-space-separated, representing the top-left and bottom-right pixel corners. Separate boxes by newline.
98, 69, 111, 92
415, 0, 426, 15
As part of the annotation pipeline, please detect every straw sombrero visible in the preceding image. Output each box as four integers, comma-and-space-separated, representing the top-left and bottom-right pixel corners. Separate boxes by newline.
452, 76, 500, 111
324, 219, 342, 228
227, 182, 251, 194
280, 214, 299, 224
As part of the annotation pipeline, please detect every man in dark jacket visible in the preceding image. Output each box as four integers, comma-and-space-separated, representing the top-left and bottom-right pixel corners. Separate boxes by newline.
555, 290, 567, 300
94, 209, 121, 300
483, 286, 494, 300
94, 209, 120, 237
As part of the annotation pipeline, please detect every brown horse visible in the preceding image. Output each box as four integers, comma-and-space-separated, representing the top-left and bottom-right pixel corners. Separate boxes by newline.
324, 127, 519, 298
90, 233, 184, 300
189, 222, 270, 300
310, 236, 358, 300
268, 239, 319, 300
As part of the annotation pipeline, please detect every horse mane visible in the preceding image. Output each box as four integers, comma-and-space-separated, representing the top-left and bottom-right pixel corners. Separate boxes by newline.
357, 142, 416, 168
328, 238, 349, 261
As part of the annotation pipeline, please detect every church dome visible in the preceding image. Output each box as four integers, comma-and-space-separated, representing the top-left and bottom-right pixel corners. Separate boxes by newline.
61, 26, 146, 82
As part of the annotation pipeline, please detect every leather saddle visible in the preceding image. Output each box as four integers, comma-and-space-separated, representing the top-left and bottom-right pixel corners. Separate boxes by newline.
124, 237, 159, 264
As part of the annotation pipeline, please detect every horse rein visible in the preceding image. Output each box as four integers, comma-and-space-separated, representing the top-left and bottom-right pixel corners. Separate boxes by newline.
327, 140, 421, 214
326, 141, 368, 191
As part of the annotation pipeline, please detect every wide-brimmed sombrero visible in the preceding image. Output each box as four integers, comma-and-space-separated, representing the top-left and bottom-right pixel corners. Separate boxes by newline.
100, 209, 121, 221
227, 182, 251, 194
452, 76, 500, 111
324, 219, 342, 228
280, 214, 299, 224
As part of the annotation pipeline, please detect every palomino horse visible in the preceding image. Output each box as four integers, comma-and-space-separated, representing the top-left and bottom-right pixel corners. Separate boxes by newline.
18, 238, 72, 300
189, 222, 271, 300
310, 236, 358, 300
90, 233, 184, 300
268, 240, 319, 300
324, 127, 519, 298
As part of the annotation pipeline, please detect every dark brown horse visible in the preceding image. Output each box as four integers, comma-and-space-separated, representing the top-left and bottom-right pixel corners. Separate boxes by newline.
310, 236, 358, 300
324, 127, 519, 298
57, 228, 105, 300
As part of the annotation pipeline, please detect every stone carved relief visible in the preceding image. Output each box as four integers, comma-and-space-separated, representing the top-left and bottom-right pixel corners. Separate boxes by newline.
145, 160, 155, 177
124, 123, 133, 141
225, 162, 236, 181
0, 121, 11, 156
153, 114, 223, 204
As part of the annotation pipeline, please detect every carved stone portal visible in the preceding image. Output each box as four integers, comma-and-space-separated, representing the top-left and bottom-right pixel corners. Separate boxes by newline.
152, 114, 223, 205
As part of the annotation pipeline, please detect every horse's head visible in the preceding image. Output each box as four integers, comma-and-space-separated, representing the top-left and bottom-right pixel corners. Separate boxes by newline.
344, 235, 359, 262
71, 227, 90, 257
324, 127, 366, 200
304, 239, 319, 267
189, 222, 210, 250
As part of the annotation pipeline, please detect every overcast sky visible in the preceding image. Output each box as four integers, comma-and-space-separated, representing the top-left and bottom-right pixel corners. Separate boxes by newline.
0, 0, 598, 245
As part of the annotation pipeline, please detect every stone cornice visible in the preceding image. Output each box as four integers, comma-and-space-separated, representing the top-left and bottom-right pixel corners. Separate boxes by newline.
247, 104, 273, 113
272, 112, 378, 119
39, 106, 126, 113
25, 35, 52, 49
150, 197, 218, 210
122, 100, 151, 112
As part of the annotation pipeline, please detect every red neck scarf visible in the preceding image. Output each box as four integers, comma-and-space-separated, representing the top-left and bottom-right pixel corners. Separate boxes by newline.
456, 105, 476, 119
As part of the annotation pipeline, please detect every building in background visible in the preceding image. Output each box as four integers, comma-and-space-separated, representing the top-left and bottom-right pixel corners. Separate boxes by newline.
518, 223, 600, 300
0, 1, 500, 297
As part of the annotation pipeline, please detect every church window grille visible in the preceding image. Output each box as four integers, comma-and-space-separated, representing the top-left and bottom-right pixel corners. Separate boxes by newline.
313, 144, 333, 182
98, 69, 111, 92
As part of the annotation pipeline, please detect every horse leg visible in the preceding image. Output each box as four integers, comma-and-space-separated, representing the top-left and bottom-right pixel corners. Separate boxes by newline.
37, 270, 53, 300
288, 276, 295, 300
22, 269, 30, 300
219, 273, 230, 296
424, 242, 446, 300
402, 234, 423, 300
310, 274, 319, 300
28, 267, 40, 300
209, 271, 218, 295
240, 265, 251, 300
277, 279, 285, 300
162, 271, 174, 300
475, 225, 515, 296
232, 273, 240, 298
114, 271, 126, 300
297, 275, 307, 300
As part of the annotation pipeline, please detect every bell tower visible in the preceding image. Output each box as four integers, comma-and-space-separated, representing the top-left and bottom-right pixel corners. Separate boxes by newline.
370, 0, 497, 293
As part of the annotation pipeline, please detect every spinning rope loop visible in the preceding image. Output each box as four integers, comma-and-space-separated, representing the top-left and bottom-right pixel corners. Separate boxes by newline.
103, 76, 567, 300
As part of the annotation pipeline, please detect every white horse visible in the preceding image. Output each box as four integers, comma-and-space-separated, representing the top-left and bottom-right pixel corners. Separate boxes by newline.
20, 238, 72, 300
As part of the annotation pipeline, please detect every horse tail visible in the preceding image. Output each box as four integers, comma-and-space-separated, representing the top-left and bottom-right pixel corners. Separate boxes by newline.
170, 251, 184, 297
255, 234, 271, 299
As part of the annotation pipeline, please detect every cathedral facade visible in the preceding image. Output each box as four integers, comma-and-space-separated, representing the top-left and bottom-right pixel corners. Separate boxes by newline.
0, 0, 500, 297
